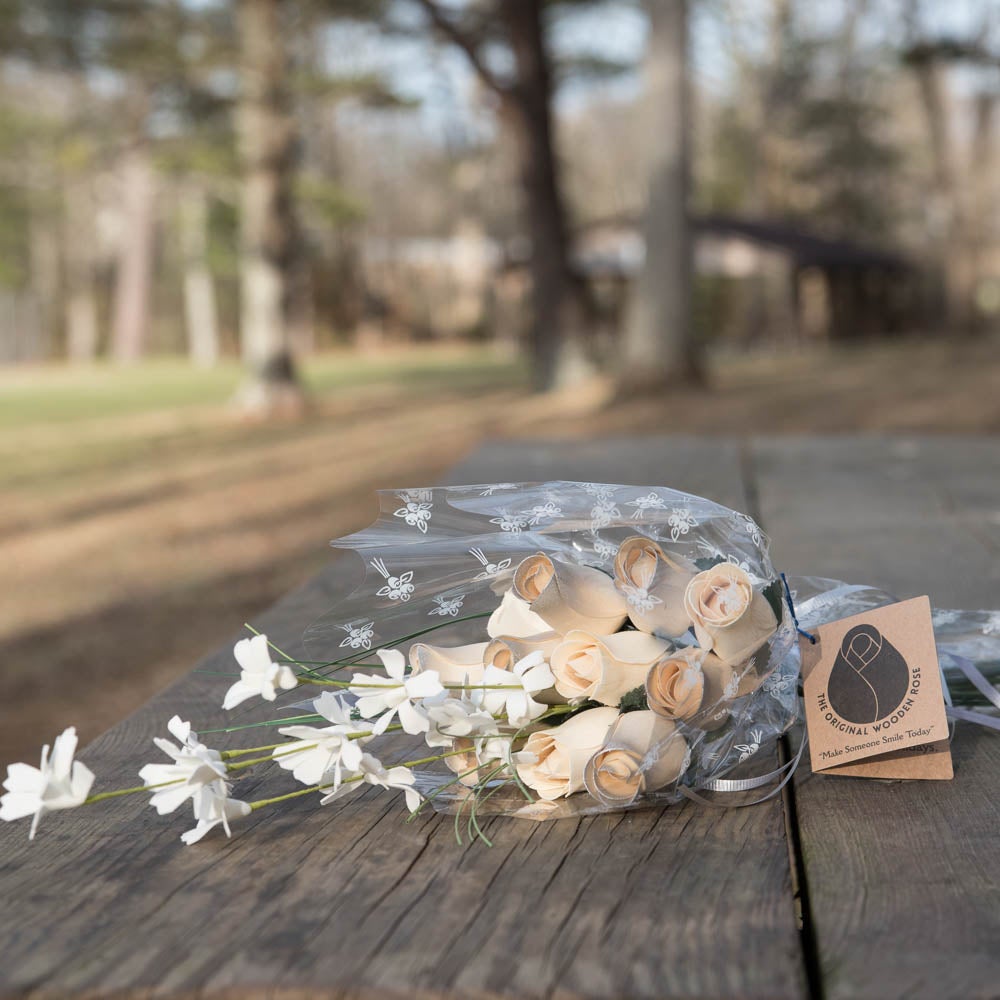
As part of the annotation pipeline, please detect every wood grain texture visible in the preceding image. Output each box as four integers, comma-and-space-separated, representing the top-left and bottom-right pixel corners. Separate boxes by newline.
0, 437, 807, 999
752, 435, 1000, 999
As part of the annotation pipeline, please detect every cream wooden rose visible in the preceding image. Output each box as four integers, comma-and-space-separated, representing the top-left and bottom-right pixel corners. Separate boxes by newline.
484, 632, 564, 706
487, 589, 550, 639
584, 711, 688, 807
483, 633, 561, 671
408, 642, 490, 685
513, 553, 627, 635
683, 563, 778, 666
613, 536, 695, 637
516, 706, 619, 800
550, 630, 671, 705
646, 646, 737, 731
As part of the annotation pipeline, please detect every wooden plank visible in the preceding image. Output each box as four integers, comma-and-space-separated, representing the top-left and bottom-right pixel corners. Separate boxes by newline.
0, 437, 807, 999
752, 435, 1000, 999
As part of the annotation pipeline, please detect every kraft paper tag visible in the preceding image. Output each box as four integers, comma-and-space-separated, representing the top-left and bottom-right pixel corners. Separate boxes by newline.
801, 595, 953, 780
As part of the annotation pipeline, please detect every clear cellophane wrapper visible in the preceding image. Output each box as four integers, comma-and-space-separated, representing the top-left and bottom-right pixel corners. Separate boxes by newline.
302, 483, 1000, 819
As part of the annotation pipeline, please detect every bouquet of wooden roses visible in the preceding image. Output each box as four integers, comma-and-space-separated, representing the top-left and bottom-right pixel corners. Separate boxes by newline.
5, 482, 995, 845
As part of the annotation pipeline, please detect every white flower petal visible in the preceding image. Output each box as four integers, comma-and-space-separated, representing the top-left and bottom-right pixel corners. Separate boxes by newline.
375, 648, 406, 680
397, 699, 430, 736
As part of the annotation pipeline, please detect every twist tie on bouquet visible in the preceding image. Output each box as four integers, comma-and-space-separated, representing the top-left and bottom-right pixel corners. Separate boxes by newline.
781, 572, 817, 644
680, 729, 809, 807
941, 652, 1000, 733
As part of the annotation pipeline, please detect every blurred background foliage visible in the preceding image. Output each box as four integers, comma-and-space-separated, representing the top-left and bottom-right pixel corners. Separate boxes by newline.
0, 0, 997, 392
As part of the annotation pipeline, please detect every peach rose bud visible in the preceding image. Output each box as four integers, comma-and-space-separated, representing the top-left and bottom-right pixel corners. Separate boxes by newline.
409, 642, 490, 685
551, 630, 671, 706
646, 646, 737, 731
517, 706, 619, 800
584, 710, 689, 808
513, 553, 628, 636
487, 589, 550, 639
683, 563, 778, 666
614, 536, 696, 637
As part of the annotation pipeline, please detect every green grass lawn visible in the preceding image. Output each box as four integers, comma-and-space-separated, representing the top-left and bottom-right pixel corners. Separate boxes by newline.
0, 346, 526, 431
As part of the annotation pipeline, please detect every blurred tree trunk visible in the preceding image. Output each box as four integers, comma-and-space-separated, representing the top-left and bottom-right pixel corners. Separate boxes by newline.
500, 0, 593, 389
902, 4, 987, 337
28, 203, 60, 362
110, 141, 156, 363
235, 0, 304, 415
968, 91, 996, 333
63, 175, 100, 363
417, 0, 594, 390
178, 181, 220, 367
618, 0, 701, 393
909, 56, 971, 334
289, 257, 316, 356
738, 0, 793, 345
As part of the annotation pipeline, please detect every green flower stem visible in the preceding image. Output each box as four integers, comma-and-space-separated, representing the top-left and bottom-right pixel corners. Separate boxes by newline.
219, 725, 403, 762
203, 714, 324, 735
84, 777, 184, 805
321, 611, 494, 674
221, 741, 288, 759
249, 784, 327, 811
227, 744, 317, 772
302, 678, 527, 691
247, 746, 472, 812
397, 747, 471, 769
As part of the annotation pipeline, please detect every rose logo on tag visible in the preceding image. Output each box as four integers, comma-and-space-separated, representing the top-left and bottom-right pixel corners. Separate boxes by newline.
802, 596, 953, 779
827, 624, 910, 725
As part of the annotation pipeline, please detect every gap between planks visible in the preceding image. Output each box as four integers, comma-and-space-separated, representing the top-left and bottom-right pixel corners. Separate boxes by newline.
740, 438, 824, 1000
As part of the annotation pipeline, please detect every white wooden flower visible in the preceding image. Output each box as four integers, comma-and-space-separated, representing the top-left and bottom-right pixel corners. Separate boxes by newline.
222, 635, 298, 710
275, 693, 371, 786
139, 716, 227, 815
180, 785, 251, 845
319, 753, 422, 813
349, 649, 444, 735
424, 696, 498, 749
480, 651, 555, 728
0, 727, 95, 840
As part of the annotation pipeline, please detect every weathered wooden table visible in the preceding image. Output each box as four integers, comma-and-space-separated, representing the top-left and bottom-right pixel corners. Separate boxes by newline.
2, 436, 998, 999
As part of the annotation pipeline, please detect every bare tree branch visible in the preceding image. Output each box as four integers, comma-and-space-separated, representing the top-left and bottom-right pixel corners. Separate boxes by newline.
412, 0, 509, 96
